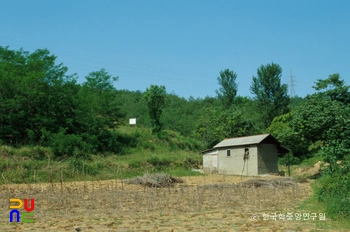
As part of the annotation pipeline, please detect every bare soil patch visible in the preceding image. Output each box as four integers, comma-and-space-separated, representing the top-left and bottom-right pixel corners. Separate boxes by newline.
0, 175, 333, 231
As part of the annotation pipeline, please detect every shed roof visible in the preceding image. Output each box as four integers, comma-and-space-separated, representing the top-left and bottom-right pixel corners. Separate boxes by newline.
213, 134, 274, 148
201, 134, 290, 155
206, 134, 290, 154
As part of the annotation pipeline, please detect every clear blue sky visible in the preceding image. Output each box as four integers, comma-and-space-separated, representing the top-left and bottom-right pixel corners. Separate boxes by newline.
1, 0, 349, 99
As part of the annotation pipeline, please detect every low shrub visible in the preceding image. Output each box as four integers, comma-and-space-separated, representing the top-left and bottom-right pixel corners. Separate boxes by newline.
0, 145, 15, 157
97, 129, 138, 154
47, 129, 85, 157
128, 159, 143, 169
141, 141, 155, 151
184, 156, 202, 169
31, 146, 53, 160
314, 155, 350, 219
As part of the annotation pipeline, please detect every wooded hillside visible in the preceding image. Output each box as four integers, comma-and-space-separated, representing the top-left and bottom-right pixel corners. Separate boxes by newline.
1, 46, 350, 219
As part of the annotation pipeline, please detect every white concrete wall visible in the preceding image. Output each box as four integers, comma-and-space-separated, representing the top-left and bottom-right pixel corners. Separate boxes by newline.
203, 150, 218, 174
257, 144, 278, 174
217, 145, 258, 176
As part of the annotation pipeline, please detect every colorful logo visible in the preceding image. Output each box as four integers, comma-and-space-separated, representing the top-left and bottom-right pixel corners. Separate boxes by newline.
9, 198, 35, 223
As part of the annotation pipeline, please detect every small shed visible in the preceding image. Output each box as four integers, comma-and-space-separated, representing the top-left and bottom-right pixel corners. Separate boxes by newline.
201, 134, 289, 176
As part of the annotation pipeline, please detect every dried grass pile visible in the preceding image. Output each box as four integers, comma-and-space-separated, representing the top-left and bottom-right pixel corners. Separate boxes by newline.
237, 177, 296, 188
125, 173, 184, 188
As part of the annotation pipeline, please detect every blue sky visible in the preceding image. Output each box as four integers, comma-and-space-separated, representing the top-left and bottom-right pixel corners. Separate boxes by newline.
1, 0, 349, 99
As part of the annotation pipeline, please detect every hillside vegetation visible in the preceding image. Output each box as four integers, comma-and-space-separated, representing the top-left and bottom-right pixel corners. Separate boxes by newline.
0, 126, 204, 184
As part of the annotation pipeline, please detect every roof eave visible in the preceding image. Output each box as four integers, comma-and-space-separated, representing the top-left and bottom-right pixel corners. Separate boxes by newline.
277, 145, 291, 154
201, 148, 218, 154
213, 143, 259, 149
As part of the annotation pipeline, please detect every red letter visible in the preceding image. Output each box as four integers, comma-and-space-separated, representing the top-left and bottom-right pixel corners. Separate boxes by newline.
24, 199, 35, 212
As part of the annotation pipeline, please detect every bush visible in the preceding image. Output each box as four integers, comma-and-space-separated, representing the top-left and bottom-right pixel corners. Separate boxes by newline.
156, 131, 170, 140
184, 156, 202, 168
44, 128, 85, 157
156, 130, 205, 151
31, 146, 53, 160
141, 141, 155, 151
0, 145, 14, 157
97, 130, 122, 153
128, 159, 143, 169
314, 155, 350, 219
16, 146, 53, 160
97, 129, 138, 154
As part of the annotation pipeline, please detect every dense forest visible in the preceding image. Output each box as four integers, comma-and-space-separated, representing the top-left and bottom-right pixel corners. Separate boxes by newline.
2, 46, 348, 158
0, 47, 293, 153
1, 46, 350, 218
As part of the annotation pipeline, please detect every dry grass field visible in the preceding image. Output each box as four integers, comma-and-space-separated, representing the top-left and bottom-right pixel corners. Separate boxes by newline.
0, 174, 336, 232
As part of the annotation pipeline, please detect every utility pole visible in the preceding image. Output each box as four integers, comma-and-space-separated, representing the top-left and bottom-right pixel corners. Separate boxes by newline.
289, 71, 296, 98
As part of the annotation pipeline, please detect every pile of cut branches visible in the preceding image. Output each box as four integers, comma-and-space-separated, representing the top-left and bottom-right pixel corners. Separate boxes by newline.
125, 173, 184, 188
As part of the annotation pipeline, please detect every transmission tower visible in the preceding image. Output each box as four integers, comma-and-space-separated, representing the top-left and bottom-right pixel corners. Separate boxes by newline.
289, 71, 296, 98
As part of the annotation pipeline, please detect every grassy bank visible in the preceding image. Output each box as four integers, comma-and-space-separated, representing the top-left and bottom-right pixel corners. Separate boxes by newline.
0, 126, 204, 184
295, 181, 350, 231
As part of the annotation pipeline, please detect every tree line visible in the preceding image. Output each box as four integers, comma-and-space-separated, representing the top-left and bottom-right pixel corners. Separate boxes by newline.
0, 46, 130, 157
1, 46, 349, 163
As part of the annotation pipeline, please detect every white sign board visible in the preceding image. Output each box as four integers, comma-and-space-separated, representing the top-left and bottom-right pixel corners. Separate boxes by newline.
129, 118, 136, 125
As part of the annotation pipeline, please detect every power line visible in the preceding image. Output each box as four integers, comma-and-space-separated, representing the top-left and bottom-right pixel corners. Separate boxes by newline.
289, 71, 296, 98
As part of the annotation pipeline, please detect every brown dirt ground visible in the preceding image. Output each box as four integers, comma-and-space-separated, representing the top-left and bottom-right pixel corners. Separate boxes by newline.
0, 175, 334, 232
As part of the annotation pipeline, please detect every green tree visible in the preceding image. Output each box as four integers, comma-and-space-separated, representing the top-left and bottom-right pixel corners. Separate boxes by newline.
311, 75, 350, 220
234, 96, 265, 133
84, 68, 118, 91
250, 63, 290, 129
142, 85, 167, 134
215, 69, 238, 108
288, 96, 304, 111
268, 94, 350, 158
74, 69, 124, 154
76, 68, 121, 133
193, 106, 256, 148
0, 46, 79, 145
115, 90, 150, 126
0, 46, 130, 156
313, 73, 350, 104
267, 112, 308, 158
